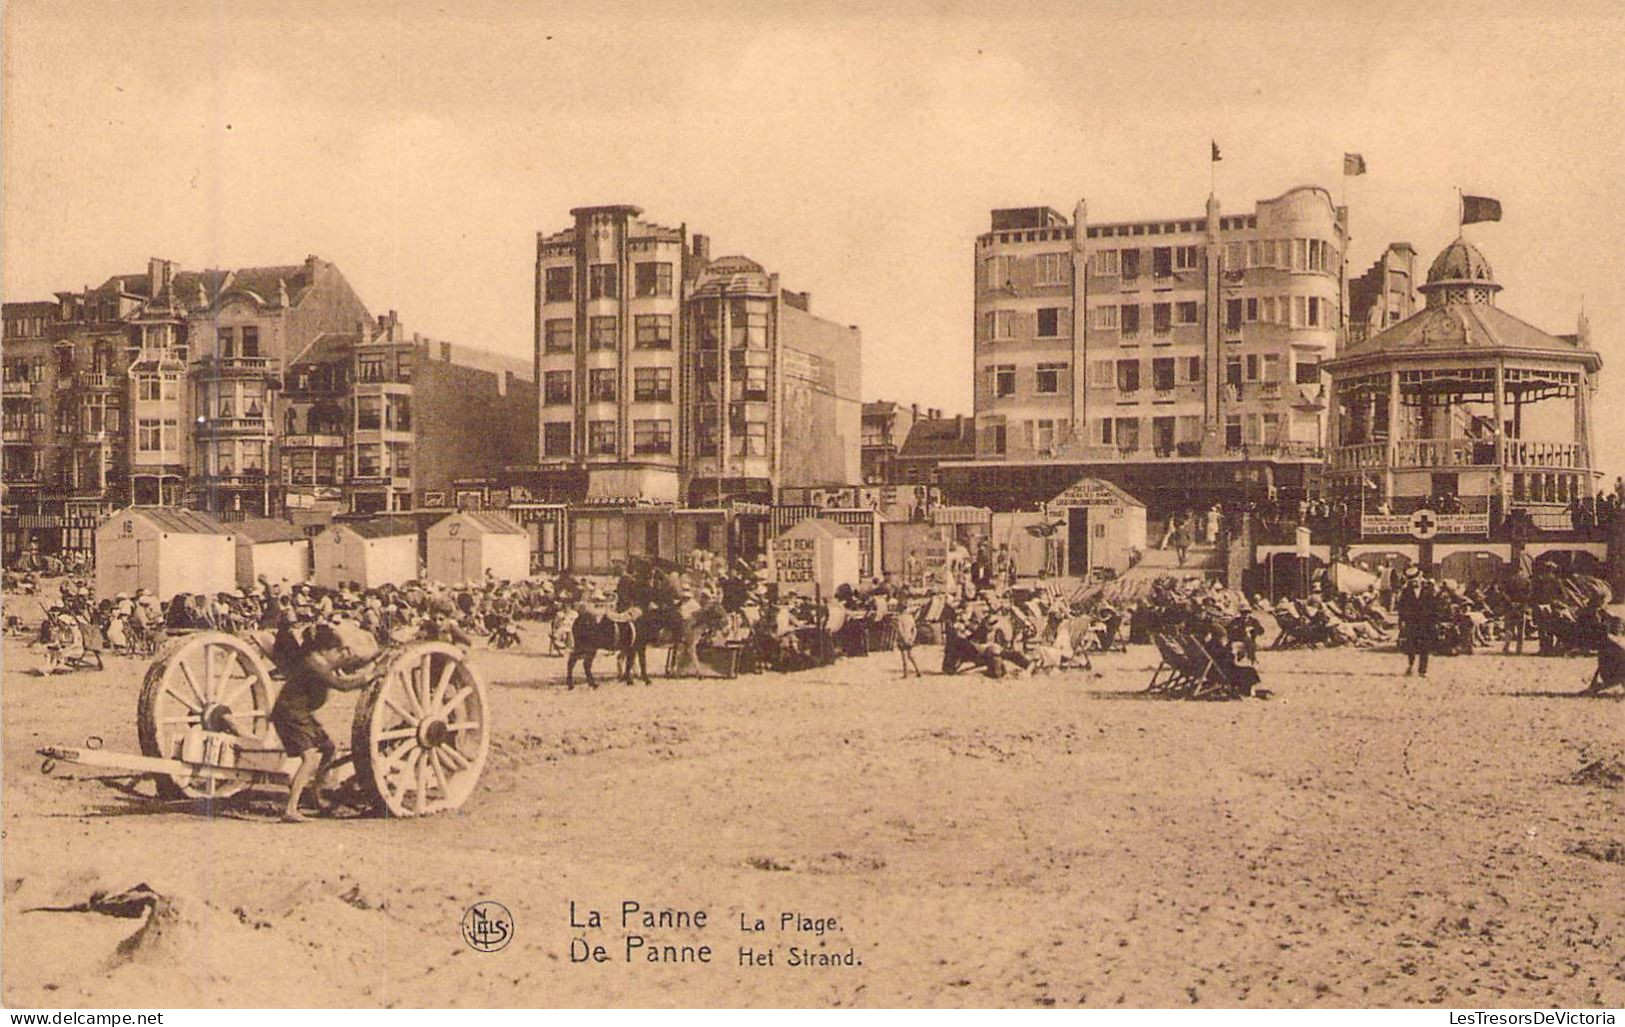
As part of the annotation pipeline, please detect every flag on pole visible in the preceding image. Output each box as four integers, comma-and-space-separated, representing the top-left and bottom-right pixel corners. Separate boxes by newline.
1343, 152, 1367, 176
1211, 141, 1222, 162
1460, 194, 1502, 225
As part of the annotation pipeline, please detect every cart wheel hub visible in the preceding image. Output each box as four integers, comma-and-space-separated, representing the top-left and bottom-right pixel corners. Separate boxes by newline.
417, 718, 450, 748
200, 703, 235, 733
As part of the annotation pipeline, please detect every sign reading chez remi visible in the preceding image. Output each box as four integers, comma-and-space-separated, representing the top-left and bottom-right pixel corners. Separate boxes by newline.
772, 536, 816, 582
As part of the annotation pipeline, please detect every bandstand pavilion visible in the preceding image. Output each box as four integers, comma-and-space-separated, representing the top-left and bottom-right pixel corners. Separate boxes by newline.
1320, 237, 1604, 573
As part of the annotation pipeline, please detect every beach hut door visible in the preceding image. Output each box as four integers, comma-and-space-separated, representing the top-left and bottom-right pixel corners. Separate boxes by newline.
1066, 507, 1089, 577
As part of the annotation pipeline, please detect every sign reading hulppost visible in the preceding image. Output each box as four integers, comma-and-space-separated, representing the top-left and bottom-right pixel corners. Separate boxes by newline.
1360, 508, 1490, 539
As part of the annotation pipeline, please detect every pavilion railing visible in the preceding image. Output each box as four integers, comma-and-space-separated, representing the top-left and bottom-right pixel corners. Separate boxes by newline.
1330, 439, 1585, 471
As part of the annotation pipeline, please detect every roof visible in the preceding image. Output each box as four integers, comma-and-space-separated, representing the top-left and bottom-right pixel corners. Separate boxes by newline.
780, 517, 857, 541
898, 416, 976, 460
290, 332, 359, 367
1047, 476, 1146, 509
440, 511, 526, 536
330, 518, 420, 540
231, 517, 310, 543
863, 400, 898, 417
690, 255, 773, 297
110, 508, 233, 535
219, 264, 313, 307
1423, 237, 1498, 291
1332, 300, 1600, 369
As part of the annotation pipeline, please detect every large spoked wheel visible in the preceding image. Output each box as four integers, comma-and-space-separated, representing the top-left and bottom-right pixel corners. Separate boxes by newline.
351, 642, 489, 817
137, 631, 276, 800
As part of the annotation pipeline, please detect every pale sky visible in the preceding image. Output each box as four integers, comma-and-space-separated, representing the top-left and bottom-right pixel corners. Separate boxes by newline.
6, 1, 1625, 471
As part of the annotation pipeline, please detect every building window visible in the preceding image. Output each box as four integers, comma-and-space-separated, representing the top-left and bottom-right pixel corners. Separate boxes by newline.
1244, 355, 1261, 382
1295, 360, 1320, 385
1114, 417, 1141, 450
730, 358, 769, 402
1152, 247, 1172, 278
588, 368, 617, 402
1307, 295, 1323, 327
731, 421, 768, 457
1225, 299, 1243, 331
989, 424, 1007, 455
589, 264, 618, 300
984, 309, 1016, 340
1120, 304, 1140, 337
1175, 300, 1199, 325
588, 419, 617, 455
983, 255, 1015, 290
1120, 249, 1141, 280
1089, 359, 1115, 389
1035, 362, 1065, 395
544, 318, 574, 353
1174, 245, 1198, 271
161, 419, 178, 450
1090, 250, 1120, 276
634, 262, 673, 298
1226, 241, 1246, 270
137, 376, 161, 401
1152, 303, 1172, 335
543, 421, 572, 457
1089, 305, 1119, 332
544, 266, 573, 303
1262, 354, 1282, 382
1097, 418, 1113, 446
1034, 252, 1069, 286
696, 423, 720, 457
991, 364, 1016, 398
241, 326, 260, 357
588, 316, 618, 350
1152, 357, 1176, 392
1225, 356, 1243, 386
1031, 419, 1057, 451
137, 418, 161, 452
1246, 297, 1260, 322
1036, 307, 1064, 338
634, 314, 672, 349
633, 366, 672, 402
357, 354, 385, 382
633, 418, 672, 454
728, 299, 769, 349
1116, 359, 1140, 394
1183, 356, 1203, 383
544, 371, 572, 405
1225, 414, 1243, 448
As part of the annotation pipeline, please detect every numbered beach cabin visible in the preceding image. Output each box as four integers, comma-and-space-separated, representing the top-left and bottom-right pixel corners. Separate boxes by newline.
313, 517, 420, 590
771, 517, 861, 598
231, 517, 313, 590
426, 510, 531, 585
95, 508, 236, 601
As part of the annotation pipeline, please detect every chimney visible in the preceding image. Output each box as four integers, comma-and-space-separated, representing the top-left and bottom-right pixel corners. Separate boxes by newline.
692, 234, 710, 262
911, 403, 919, 421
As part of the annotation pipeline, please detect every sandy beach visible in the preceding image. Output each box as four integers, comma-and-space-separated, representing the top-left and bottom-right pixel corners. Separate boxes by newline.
3, 605, 1622, 1008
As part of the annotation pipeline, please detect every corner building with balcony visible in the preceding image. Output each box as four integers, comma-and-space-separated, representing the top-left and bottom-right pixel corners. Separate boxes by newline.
955, 186, 1371, 518
531, 205, 861, 506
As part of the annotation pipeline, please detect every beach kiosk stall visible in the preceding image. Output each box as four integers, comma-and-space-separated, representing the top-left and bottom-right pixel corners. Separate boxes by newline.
231, 517, 312, 590
426, 510, 531, 585
771, 517, 861, 598
313, 518, 419, 590
1043, 477, 1148, 577
95, 508, 235, 601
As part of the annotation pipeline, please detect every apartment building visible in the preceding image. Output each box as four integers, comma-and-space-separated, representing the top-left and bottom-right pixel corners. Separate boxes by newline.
2, 258, 534, 561
531, 205, 862, 506
958, 186, 1380, 513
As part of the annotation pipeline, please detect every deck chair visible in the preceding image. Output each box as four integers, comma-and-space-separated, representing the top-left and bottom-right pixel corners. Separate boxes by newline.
1146, 632, 1199, 695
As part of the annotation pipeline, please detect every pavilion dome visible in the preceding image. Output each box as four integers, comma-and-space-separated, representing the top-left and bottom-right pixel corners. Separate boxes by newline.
1420, 237, 1501, 305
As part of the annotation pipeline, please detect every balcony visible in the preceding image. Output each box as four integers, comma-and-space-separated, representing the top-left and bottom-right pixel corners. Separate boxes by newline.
78, 372, 116, 390
3, 427, 33, 443
282, 433, 346, 449
194, 416, 273, 435
194, 354, 279, 383
2, 379, 35, 396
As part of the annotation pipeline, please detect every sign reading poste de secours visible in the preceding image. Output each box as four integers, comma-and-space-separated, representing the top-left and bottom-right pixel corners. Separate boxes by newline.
1360, 509, 1490, 539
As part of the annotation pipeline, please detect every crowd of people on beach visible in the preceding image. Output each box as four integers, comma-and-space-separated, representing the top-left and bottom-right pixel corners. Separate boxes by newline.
8, 526, 1622, 696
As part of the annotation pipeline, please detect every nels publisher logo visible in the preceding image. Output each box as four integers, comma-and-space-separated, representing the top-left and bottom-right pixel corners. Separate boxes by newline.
462, 901, 514, 953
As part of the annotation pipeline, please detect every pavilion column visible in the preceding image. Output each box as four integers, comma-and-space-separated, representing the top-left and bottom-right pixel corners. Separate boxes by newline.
1493, 362, 1507, 508
1575, 369, 1593, 499
1385, 368, 1400, 502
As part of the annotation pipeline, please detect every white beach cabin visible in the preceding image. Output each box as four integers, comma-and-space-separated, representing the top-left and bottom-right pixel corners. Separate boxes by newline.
313, 518, 420, 590
426, 511, 531, 585
231, 517, 312, 590
95, 508, 236, 601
